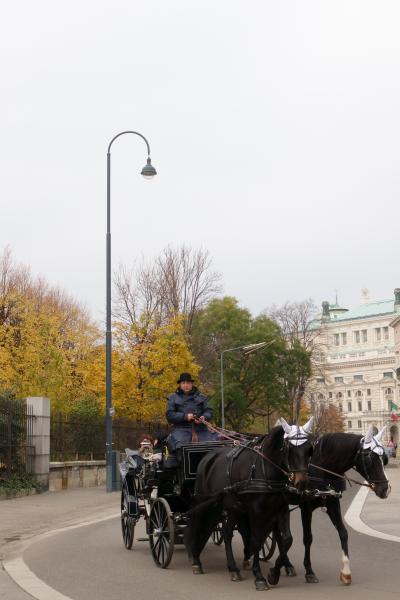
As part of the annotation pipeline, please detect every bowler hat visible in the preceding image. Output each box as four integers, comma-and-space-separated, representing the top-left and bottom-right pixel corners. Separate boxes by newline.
177, 372, 194, 384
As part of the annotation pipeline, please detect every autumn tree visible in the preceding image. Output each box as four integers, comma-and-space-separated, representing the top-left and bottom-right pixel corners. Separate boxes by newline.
313, 401, 344, 435
266, 299, 324, 421
114, 245, 221, 335
190, 297, 312, 429
0, 248, 103, 412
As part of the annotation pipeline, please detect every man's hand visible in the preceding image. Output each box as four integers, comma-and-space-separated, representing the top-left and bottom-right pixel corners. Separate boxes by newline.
186, 413, 194, 422
194, 415, 205, 424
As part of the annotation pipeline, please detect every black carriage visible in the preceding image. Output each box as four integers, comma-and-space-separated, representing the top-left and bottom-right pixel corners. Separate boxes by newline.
119, 440, 276, 569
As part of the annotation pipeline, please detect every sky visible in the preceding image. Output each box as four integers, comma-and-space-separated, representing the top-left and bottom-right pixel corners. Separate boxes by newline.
1, 0, 400, 322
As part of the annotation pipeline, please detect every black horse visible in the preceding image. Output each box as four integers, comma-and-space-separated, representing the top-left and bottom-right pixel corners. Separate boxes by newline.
268, 426, 390, 587
185, 423, 314, 590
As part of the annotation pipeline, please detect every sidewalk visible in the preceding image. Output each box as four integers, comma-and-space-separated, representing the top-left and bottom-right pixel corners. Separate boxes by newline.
0, 486, 119, 600
360, 460, 400, 538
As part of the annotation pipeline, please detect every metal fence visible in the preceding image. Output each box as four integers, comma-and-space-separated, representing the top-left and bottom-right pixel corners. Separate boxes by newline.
50, 413, 166, 461
0, 396, 35, 479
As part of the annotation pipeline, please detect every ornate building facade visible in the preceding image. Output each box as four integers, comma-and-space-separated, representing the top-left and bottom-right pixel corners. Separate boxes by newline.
309, 289, 400, 443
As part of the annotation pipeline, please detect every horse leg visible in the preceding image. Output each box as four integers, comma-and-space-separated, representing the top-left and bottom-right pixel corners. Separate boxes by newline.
301, 503, 319, 583
268, 512, 294, 586
186, 506, 220, 574
249, 517, 270, 591
326, 499, 351, 585
222, 513, 242, 581
236, 514, 252, 570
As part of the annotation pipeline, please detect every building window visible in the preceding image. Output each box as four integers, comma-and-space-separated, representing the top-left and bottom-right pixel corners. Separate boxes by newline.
317, 393, 325, 400
335, 376, 344, 383
348, 402, 352, 412
367, 388, 371, 396
356, 390, 362, 397
358, 401, 362, 411
316, 377, 325, 383
354, 331, 360, 344
354, 375, 363, 381
367, 400, 372, 410
339, 403, 343, 412
375, 328, 381, 341
328, 392, 333, 398
385, 387, 393, 394
362, 329, 368, 342
348, 421, 352, 428
336, 392, 343, 399
347, 390, 351, 397
383, 372, 393, 379
383, 326, 389, 340
334, 333, 340, 346
341, 332, 347, 345
358, 420, 362, 428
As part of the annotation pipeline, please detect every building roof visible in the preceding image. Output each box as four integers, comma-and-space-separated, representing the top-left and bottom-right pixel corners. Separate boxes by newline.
331, 299, 394, 322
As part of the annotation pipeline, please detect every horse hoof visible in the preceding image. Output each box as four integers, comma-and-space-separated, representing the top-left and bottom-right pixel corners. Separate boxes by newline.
255, 580, 269, 591
285, 566, 297, 577
305, 573, 319, 584
340, 572, 352, 586
267, 573, 279, 585
192, 565, 204, 575
243, 560, 252, 570
230, 571, 242, 582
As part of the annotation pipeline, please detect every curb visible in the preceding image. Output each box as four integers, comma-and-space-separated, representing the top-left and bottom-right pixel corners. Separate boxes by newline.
344, 486, 400, 543
2, 512, 119, 600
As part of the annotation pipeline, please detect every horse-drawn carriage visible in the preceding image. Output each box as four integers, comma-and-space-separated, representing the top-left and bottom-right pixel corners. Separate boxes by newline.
119, 440, 276, 569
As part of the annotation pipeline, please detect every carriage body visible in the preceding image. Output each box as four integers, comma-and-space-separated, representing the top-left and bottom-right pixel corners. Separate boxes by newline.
120, 441, 232, 567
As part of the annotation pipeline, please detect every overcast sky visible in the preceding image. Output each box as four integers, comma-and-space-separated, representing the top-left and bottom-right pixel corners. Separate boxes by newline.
1, 1, 400, 322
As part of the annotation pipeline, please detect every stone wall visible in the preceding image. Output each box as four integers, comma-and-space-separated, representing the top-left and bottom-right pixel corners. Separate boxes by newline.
49, 460, 106, 492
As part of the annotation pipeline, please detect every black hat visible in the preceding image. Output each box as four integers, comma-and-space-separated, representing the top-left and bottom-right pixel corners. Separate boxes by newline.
177, 372, 194, 383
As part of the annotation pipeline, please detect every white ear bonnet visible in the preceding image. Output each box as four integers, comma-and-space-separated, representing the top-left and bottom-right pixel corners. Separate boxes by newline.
279, 417, 314, 446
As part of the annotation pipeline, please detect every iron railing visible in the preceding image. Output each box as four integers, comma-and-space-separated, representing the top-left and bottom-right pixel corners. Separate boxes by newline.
0, 396, 35, 479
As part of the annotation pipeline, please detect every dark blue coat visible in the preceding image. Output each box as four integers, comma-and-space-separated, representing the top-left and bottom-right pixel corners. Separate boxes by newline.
166, 388, 217, 450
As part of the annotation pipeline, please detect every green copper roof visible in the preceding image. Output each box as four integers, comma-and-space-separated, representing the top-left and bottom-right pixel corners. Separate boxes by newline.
329, 299, 394, 322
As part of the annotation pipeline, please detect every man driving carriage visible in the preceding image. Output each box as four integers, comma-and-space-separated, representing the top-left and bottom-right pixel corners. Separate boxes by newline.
166, 372, 218, 452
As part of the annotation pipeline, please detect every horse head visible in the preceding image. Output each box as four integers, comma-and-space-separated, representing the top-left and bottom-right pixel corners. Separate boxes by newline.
279, 417, 315, 489
354, 426, 390, 499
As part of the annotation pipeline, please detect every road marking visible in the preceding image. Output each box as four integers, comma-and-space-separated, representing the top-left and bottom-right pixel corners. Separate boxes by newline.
3, 512, 119, 600
344, 486, 400, 543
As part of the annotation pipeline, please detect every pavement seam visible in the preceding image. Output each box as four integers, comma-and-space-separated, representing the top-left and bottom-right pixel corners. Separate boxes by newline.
2, 512, 119, 600
344, 486, 400, 543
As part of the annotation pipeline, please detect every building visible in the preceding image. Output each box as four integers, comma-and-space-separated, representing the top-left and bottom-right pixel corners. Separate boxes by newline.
309, 288, 400, 444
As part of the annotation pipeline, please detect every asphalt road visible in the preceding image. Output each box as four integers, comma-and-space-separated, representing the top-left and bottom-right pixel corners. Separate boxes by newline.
22, 487, 398, 600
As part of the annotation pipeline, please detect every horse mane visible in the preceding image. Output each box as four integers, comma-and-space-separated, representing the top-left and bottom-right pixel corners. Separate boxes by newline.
261, 425, 284, 454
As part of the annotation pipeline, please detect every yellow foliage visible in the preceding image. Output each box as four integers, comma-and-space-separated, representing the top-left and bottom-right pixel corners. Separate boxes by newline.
113, 315, 199, 420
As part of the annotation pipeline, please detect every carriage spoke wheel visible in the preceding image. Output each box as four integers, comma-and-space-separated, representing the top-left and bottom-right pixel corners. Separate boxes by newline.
211, 523, 224, 546
149, 498, 175, 568
259, 532, 276, 562
121, 484, 135, 550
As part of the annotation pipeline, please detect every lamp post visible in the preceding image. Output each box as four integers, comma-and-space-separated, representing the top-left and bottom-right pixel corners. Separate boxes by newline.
220, 341, 273, 429
106, 131, 157, 492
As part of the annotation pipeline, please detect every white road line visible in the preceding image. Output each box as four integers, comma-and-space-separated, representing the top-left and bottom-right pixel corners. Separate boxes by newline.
2, 512, 119, 600
344, 486, 400, 543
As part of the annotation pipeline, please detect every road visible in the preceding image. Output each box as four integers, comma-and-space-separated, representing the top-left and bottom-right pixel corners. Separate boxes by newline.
19, 486, 399, 600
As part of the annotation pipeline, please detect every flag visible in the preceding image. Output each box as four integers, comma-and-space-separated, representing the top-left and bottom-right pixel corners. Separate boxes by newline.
390, 400, 399, 411
391, 413, 399, 422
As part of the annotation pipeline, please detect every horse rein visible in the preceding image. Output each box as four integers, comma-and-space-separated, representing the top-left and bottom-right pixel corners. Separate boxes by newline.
203, 420, 299, 478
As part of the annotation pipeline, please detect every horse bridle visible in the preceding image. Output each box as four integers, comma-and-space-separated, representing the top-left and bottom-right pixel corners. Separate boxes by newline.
354, 442, 388, 488
282, 432, 314, 480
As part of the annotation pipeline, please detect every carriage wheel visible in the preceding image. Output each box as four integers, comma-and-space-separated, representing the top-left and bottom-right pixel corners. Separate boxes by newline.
211, 523, 224, 546
121, 484, 135, 550
259, 532, 276, 562
149, 498, 175, 568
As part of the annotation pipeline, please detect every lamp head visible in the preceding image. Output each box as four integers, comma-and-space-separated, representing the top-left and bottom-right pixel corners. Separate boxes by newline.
141, 157, 157, 180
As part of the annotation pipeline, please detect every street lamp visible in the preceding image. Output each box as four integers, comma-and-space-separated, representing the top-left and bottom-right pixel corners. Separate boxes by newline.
106, 131, 156, 492
220, 341, 274, 429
